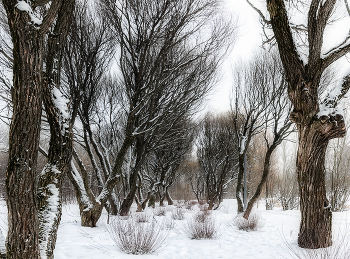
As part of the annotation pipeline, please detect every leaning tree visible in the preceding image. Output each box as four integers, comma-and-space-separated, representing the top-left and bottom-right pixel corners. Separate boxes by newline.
247, 0, 350, 248
72, 0, 235, 223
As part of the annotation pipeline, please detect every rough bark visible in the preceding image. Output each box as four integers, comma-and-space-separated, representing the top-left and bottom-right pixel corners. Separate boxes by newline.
5, 29, 42, 259
2, 1, 45, 257
296, 118, 345, 248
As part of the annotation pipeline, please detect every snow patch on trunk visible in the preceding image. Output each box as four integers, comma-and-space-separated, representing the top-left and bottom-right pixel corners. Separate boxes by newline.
52, 87, 70, 135
39, 165, 61, 259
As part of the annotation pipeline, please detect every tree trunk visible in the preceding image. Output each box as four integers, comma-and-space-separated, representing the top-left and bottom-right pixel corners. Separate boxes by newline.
165, 188, 174, 205
148, 193, 156, 208
243, 146, 276, 219
120, 185, 137, 216
235, 154, 245, 213
4, 13, 43, 257
296, 123, 338, 248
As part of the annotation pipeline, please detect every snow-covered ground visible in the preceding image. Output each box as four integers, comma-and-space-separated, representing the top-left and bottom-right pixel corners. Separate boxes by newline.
0, 199, 350, 258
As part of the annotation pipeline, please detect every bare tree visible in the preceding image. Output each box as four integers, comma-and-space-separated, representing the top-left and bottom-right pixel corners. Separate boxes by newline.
183, 159, 206, 202
196, 112, 238, 210
236, 51, 294, 219
141, 119, 195, 208
74, 0, 235, 222
59, 2, 117, 226
232, 51, 293, 215
247, 0, 350, 248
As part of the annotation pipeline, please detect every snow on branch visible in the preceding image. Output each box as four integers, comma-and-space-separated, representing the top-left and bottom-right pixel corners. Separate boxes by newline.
15, 1, 43, 25
317, 74, 350, 119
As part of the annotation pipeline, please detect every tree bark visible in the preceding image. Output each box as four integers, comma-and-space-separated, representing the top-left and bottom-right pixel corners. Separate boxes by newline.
295, 119, 344, 248
235, 154, 245, 213
37, 1, 75, 257
120, 185, 138, 216
5, 30, 43, 259
2, 2, 44, 256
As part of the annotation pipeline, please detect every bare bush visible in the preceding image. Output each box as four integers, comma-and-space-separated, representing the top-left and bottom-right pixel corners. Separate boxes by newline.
162, 217, 175, 230
185, 202, 194, 210
108, 217, 168, 255
183, 212, 218, 239
133, 212, 151, 223
154, 207, 166, 217
233, 213, 262, 231
172, 208, 185, 220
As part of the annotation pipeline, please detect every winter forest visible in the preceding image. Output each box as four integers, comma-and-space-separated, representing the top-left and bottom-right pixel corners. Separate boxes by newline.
1, 0, 350, 258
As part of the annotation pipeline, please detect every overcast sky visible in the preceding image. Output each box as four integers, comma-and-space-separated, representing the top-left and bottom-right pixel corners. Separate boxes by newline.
203, 0, 263, 115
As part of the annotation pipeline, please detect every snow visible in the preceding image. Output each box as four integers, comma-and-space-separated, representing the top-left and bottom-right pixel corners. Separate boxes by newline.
15, 1, 42, 25
70, 161, 93, 210
39, 182, 60, 259
240, 136, 247, 154
0, 199, 349, 258
53, 87, 69, 120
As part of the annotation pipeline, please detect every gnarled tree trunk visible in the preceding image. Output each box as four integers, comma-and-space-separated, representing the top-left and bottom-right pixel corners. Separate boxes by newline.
296, 118, 344, 248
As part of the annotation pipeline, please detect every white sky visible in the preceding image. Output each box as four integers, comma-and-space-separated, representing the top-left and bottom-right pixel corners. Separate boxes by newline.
204, 0, 263, 114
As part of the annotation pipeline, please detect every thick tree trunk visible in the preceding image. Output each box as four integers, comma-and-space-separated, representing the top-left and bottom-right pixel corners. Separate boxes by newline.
296, 123, 339, 248
4, 7, 44, 255
6, 35, 43, 259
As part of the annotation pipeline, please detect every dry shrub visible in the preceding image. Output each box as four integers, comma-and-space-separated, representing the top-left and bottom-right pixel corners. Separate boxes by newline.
195, 211, 209, 223
154, 207, 166, 216
284, 231, 350, 259
190, 200, 198, 206
183, 211, 218, 239
172, 207, 185, 220
198, 200, 206, 206
185, 202, 193, 210
108, 217, 168, 255
133, 212, 150, 223
162, 217, 175, 230
233, 213, 261, 231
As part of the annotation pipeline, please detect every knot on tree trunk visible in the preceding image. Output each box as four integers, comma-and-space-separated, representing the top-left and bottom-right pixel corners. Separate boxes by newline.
318, 113, 346, 140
